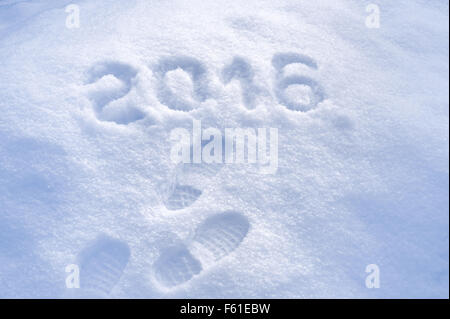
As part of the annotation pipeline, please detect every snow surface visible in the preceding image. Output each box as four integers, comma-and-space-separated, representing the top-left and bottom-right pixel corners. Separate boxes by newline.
0, 0, 448, 298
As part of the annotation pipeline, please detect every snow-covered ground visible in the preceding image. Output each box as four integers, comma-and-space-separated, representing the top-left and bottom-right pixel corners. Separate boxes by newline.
0, 0, 448, 298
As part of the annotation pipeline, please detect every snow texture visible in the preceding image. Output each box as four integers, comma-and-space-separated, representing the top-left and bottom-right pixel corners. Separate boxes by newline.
0, 0, 448, 298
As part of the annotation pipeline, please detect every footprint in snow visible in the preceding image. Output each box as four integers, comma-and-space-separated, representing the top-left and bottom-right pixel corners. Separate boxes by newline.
76, 235, 130, 297
153, 211, 250, 288
164, 184, 203, 211
162, 136, 226, 211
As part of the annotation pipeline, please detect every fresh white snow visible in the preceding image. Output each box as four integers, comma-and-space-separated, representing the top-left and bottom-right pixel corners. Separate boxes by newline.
0, 0, 448, 298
